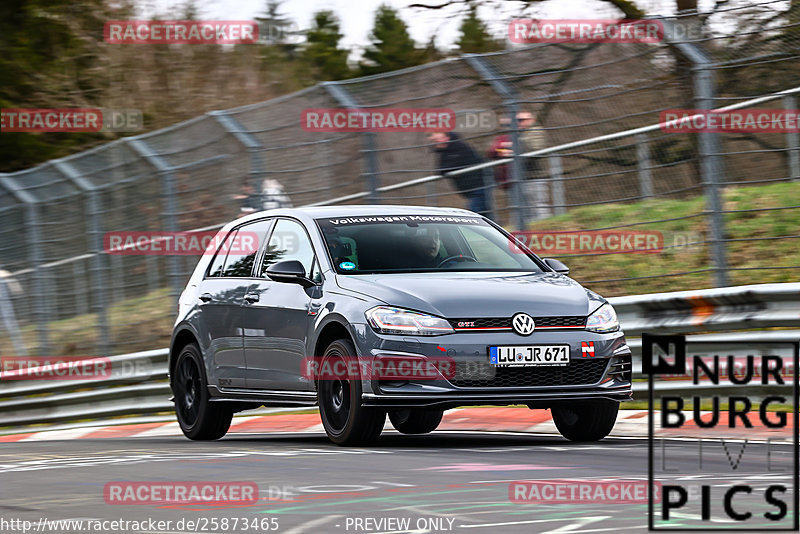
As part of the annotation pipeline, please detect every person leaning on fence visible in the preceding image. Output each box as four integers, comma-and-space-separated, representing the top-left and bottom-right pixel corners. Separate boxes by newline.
428, 131, 490, 217
487, 116, 513, 190
234, 182, 262, 215
517, 111, 552, 221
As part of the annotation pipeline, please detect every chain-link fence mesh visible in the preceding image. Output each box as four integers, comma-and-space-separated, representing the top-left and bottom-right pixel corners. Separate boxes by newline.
1, 3, 799, 357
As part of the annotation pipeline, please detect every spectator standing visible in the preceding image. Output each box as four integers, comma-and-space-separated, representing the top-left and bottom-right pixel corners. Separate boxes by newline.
261, 179, 293, 210
428, 131, 491, 217
234, 182, 261, 215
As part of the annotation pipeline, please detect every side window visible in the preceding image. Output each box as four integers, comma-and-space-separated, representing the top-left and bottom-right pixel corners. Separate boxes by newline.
221, 219, 274, 278
207, 230, 233, 277
261, 219, 316, 277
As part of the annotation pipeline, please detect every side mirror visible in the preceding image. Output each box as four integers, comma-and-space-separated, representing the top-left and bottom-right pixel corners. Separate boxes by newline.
266, 260, 315, 287
543, 258, 569, 274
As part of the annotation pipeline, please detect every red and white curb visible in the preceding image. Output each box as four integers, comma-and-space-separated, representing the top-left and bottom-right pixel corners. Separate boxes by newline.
0, 407, 791, 442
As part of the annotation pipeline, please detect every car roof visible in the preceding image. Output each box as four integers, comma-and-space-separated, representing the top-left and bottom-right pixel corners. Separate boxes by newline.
234, 205, 479, 226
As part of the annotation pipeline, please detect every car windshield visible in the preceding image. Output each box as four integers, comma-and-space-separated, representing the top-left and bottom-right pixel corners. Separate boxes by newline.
316, 215, 544, 274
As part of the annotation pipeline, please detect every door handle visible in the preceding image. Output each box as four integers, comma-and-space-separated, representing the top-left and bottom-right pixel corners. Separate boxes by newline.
199, 293, 213, 302
244, 293, 260, 303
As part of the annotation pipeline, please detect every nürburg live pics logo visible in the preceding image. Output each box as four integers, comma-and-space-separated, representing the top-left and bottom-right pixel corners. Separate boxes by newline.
644, 334, 799, 531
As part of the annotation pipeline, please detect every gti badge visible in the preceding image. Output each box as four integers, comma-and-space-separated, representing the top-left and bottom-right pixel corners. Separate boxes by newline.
511, 313, 535, 336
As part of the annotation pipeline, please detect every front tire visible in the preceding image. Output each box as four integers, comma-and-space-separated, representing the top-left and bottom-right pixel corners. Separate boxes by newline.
551, 400, 619, 442
172, 343, 232, 440
389, 409, 443, 434
317, 339, 386, 446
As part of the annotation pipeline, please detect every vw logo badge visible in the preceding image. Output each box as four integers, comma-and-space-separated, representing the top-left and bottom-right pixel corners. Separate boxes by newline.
512, 313, 535, 336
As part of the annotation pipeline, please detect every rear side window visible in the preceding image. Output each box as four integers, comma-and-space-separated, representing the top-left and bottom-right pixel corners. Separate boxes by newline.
207, 231, 232, 277
207, 219, 273, 278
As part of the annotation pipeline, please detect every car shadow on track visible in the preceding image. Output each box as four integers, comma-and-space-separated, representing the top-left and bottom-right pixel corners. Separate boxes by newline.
212, 431, 633, 448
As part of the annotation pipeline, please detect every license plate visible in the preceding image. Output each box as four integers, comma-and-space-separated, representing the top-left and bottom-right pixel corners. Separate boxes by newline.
489, 345, 570, 367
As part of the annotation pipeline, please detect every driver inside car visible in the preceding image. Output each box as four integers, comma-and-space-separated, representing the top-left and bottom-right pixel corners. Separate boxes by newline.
410, 226, 442, 267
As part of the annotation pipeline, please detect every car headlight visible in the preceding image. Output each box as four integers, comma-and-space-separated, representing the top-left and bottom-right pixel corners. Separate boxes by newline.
585, 303, 619, 333
366, 306, 454, 336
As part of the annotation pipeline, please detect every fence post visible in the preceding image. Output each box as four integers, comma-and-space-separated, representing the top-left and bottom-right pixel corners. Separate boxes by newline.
26, 204, 50, 354
209, 111, 266, 199
323, 82, 381, 204
127, 138, 183, 298
482, 167, 496, 221
636, 133, 654, 199
784, 95, 800, 181
54, 160, 111, 356
464, 55, 526, 230
664, 19, 729, 287
548, 155, 566, 215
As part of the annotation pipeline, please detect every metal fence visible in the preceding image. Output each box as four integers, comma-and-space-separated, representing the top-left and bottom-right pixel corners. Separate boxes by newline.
1, 3, 800, 357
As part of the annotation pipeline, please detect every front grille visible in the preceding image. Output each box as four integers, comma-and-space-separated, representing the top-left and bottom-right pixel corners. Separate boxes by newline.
450, 317, 510, 329
449, 316, 586, 331
450, 358, 609, 388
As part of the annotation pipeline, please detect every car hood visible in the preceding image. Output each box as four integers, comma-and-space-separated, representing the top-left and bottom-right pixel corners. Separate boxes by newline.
335, 272, 601, 318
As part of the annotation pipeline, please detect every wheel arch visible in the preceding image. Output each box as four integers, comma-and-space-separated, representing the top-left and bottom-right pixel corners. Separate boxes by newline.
170, 327, 200, 377
313, 319, 355, 359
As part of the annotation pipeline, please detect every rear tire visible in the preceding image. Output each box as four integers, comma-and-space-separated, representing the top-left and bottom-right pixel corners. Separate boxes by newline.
317, 339, 386, 446
389, 409, 443, 434
551, 400, 619, 442
172, 343, 232, 440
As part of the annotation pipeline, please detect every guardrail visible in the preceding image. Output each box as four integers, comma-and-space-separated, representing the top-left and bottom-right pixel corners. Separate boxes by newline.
1, 284, 798, 433
609, 282, 800, 335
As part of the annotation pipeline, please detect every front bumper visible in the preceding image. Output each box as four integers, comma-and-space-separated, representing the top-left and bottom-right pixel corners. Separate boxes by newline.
352, 324, 633, 409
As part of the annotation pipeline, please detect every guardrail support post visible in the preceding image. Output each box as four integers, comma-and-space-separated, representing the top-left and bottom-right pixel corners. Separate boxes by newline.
784, 95, 800, 181
323, 83, 381, 204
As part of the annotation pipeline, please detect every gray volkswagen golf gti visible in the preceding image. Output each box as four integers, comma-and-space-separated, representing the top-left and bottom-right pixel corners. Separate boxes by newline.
169, 206, 632, 445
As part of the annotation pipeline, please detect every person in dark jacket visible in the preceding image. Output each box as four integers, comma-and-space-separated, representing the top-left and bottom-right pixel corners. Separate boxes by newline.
428, 131, 490, 217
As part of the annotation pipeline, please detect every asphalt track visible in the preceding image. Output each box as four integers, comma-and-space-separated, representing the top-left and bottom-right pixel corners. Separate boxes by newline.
0, 430, 795, 534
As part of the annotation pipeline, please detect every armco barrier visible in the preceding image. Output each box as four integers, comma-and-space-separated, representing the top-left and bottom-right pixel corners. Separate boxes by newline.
608, 283, 800, 335
0, 284, 798, 432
